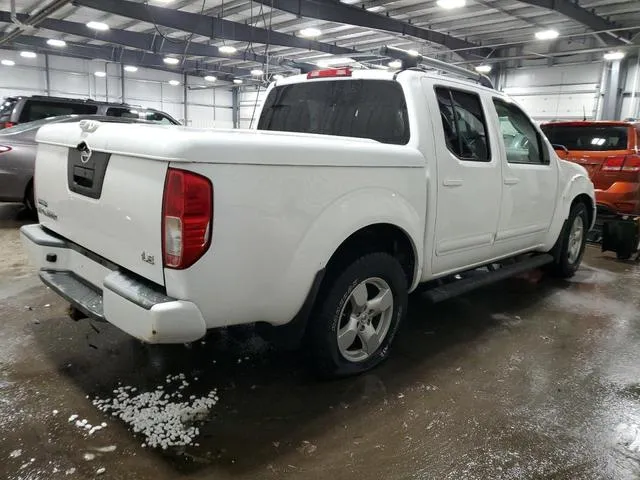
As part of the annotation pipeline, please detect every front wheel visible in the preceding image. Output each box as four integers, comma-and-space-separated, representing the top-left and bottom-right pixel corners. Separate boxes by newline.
306, 252, 408, 378
550, 202, 589, 278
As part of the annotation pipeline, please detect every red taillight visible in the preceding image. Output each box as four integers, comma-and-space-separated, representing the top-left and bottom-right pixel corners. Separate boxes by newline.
0, 145, 11, 153
602, 155, 640, 172
1, 122, 15, 129
307, 68, 352, 79
602, 155, 625, 171
622, 155, 640, 172
162, 168, 213, 269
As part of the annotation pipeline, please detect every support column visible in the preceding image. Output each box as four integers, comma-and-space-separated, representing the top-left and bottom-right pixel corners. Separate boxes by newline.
183, 72, 188, 125
120, 64, 125, 103
44, 54, 51, 95
601, 60, 621, 120
232, 87, 239, 129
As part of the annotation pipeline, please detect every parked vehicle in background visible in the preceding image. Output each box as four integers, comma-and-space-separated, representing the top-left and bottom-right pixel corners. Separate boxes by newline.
0, 95, 180, 129
21, 68, 595, 377
0, 115, 152, 212
542, 121, 640, 216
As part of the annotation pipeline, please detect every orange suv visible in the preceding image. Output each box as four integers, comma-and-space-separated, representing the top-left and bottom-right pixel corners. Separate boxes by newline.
541, 121, 640, 216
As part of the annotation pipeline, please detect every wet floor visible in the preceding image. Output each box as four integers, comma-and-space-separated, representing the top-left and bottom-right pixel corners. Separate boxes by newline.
1, 202, 640, 480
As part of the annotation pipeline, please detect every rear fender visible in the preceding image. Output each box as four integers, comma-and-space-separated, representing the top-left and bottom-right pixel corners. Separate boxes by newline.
273, 188, 423, 323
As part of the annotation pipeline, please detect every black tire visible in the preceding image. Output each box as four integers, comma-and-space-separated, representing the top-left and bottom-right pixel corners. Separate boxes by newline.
616, 250, 633, 261
549, 202, 589, 278
24, 182, 36, 215
306, 252, 408, 378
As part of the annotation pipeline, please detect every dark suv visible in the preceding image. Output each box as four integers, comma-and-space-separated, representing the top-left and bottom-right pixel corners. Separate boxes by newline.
0, 95, 180, 129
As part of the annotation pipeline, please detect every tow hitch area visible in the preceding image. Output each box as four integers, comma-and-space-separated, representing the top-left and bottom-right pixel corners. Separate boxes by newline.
601, 216, 640, 261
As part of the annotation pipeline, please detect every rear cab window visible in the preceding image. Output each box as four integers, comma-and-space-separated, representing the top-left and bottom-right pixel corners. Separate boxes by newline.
541, 124, 630, 151
19, 100, 98, 122
257, 79, 410, 145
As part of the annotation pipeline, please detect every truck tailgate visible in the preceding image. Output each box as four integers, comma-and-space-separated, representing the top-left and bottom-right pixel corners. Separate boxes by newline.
34, 122, 167, 286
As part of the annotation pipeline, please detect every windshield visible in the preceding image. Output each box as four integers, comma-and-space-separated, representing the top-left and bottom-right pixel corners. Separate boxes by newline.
541, 125, 629, 151
0, 97, 17, 120
257, 79, 410, 145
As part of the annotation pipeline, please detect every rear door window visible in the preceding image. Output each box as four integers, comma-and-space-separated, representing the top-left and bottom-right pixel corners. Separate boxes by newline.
435, 86, 490, 161
106, 107, 140, 119
258, 79, 410, 145
19, 100, 98, 122
142, 111, 175, 125
541, 125, 629, 151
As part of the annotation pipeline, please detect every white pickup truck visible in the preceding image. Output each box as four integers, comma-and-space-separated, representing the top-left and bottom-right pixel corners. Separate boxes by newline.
21, 67, 595, 377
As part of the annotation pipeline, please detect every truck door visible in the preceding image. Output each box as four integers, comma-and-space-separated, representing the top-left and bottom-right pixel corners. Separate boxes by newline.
428, 84, 503, 275
490, 98, 558, 255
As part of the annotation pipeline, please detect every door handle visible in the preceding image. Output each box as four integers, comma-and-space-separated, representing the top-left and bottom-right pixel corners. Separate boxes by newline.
443, 179, 463, 187
504, 177, 520, 185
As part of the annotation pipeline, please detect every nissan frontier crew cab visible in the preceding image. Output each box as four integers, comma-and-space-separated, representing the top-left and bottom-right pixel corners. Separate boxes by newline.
21, 66, 595, 377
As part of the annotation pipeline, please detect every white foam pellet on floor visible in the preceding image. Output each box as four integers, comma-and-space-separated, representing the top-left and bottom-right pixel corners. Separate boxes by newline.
92, 380, 218, 448
9, 449, 22, 458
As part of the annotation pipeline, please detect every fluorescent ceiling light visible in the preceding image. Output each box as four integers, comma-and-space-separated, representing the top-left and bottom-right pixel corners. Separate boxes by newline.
94, 71, 106, 77
388, 59, 402, 69
272, 74, 284, 81
339, 0, 360, 4
604, 51, 625, 61
251, 68, 264, 76
1, 59, 15, 66
86, 21, 109, 31
169, 80, 180, 86
124, 65, 138, 72
366, 6, 385, 12
475, 64, 492, 73
233, 79, 243, 84
535, 29, 559, 40
204, 75, 217, 82
20, 51, 37, 58
218, 45, 237, 54
436, 0, 466, 9
299, 27, 321, 38
163, 57, 180, 65
129, 109, 139, 115
47, 39, 66, 47
317, 57, 355, 67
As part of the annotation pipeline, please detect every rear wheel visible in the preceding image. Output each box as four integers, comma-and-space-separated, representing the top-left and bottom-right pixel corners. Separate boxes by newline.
24, 182, 36, 215
550, 202, 588, 278
306, 252, 408, 378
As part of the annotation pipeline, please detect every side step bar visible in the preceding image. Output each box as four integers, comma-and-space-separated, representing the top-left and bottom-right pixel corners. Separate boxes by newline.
423, 254, 554, 303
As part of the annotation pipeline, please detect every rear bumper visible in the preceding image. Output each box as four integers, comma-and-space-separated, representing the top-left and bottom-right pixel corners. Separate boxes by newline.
20, 224, 206, 344
595, 181, 640, 215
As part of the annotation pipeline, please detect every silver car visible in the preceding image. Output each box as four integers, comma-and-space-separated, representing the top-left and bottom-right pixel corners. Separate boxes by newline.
0, 115, 149, 212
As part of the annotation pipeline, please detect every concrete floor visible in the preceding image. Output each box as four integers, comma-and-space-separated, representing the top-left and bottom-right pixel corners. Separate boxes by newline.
1, 203, 640, 480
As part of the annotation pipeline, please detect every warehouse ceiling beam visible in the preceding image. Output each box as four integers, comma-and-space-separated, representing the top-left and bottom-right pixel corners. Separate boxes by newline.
72, 0, 356, 56
249, 0, 491, 59
514, 0, 630, 46
0, 10, 279, 67
8, 34, 259, 81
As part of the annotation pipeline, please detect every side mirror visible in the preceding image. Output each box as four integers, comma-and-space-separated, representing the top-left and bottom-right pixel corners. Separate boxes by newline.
552, 144, 569, 158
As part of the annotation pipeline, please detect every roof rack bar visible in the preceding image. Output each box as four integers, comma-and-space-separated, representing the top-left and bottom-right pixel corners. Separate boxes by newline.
379, 45, 494, 89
